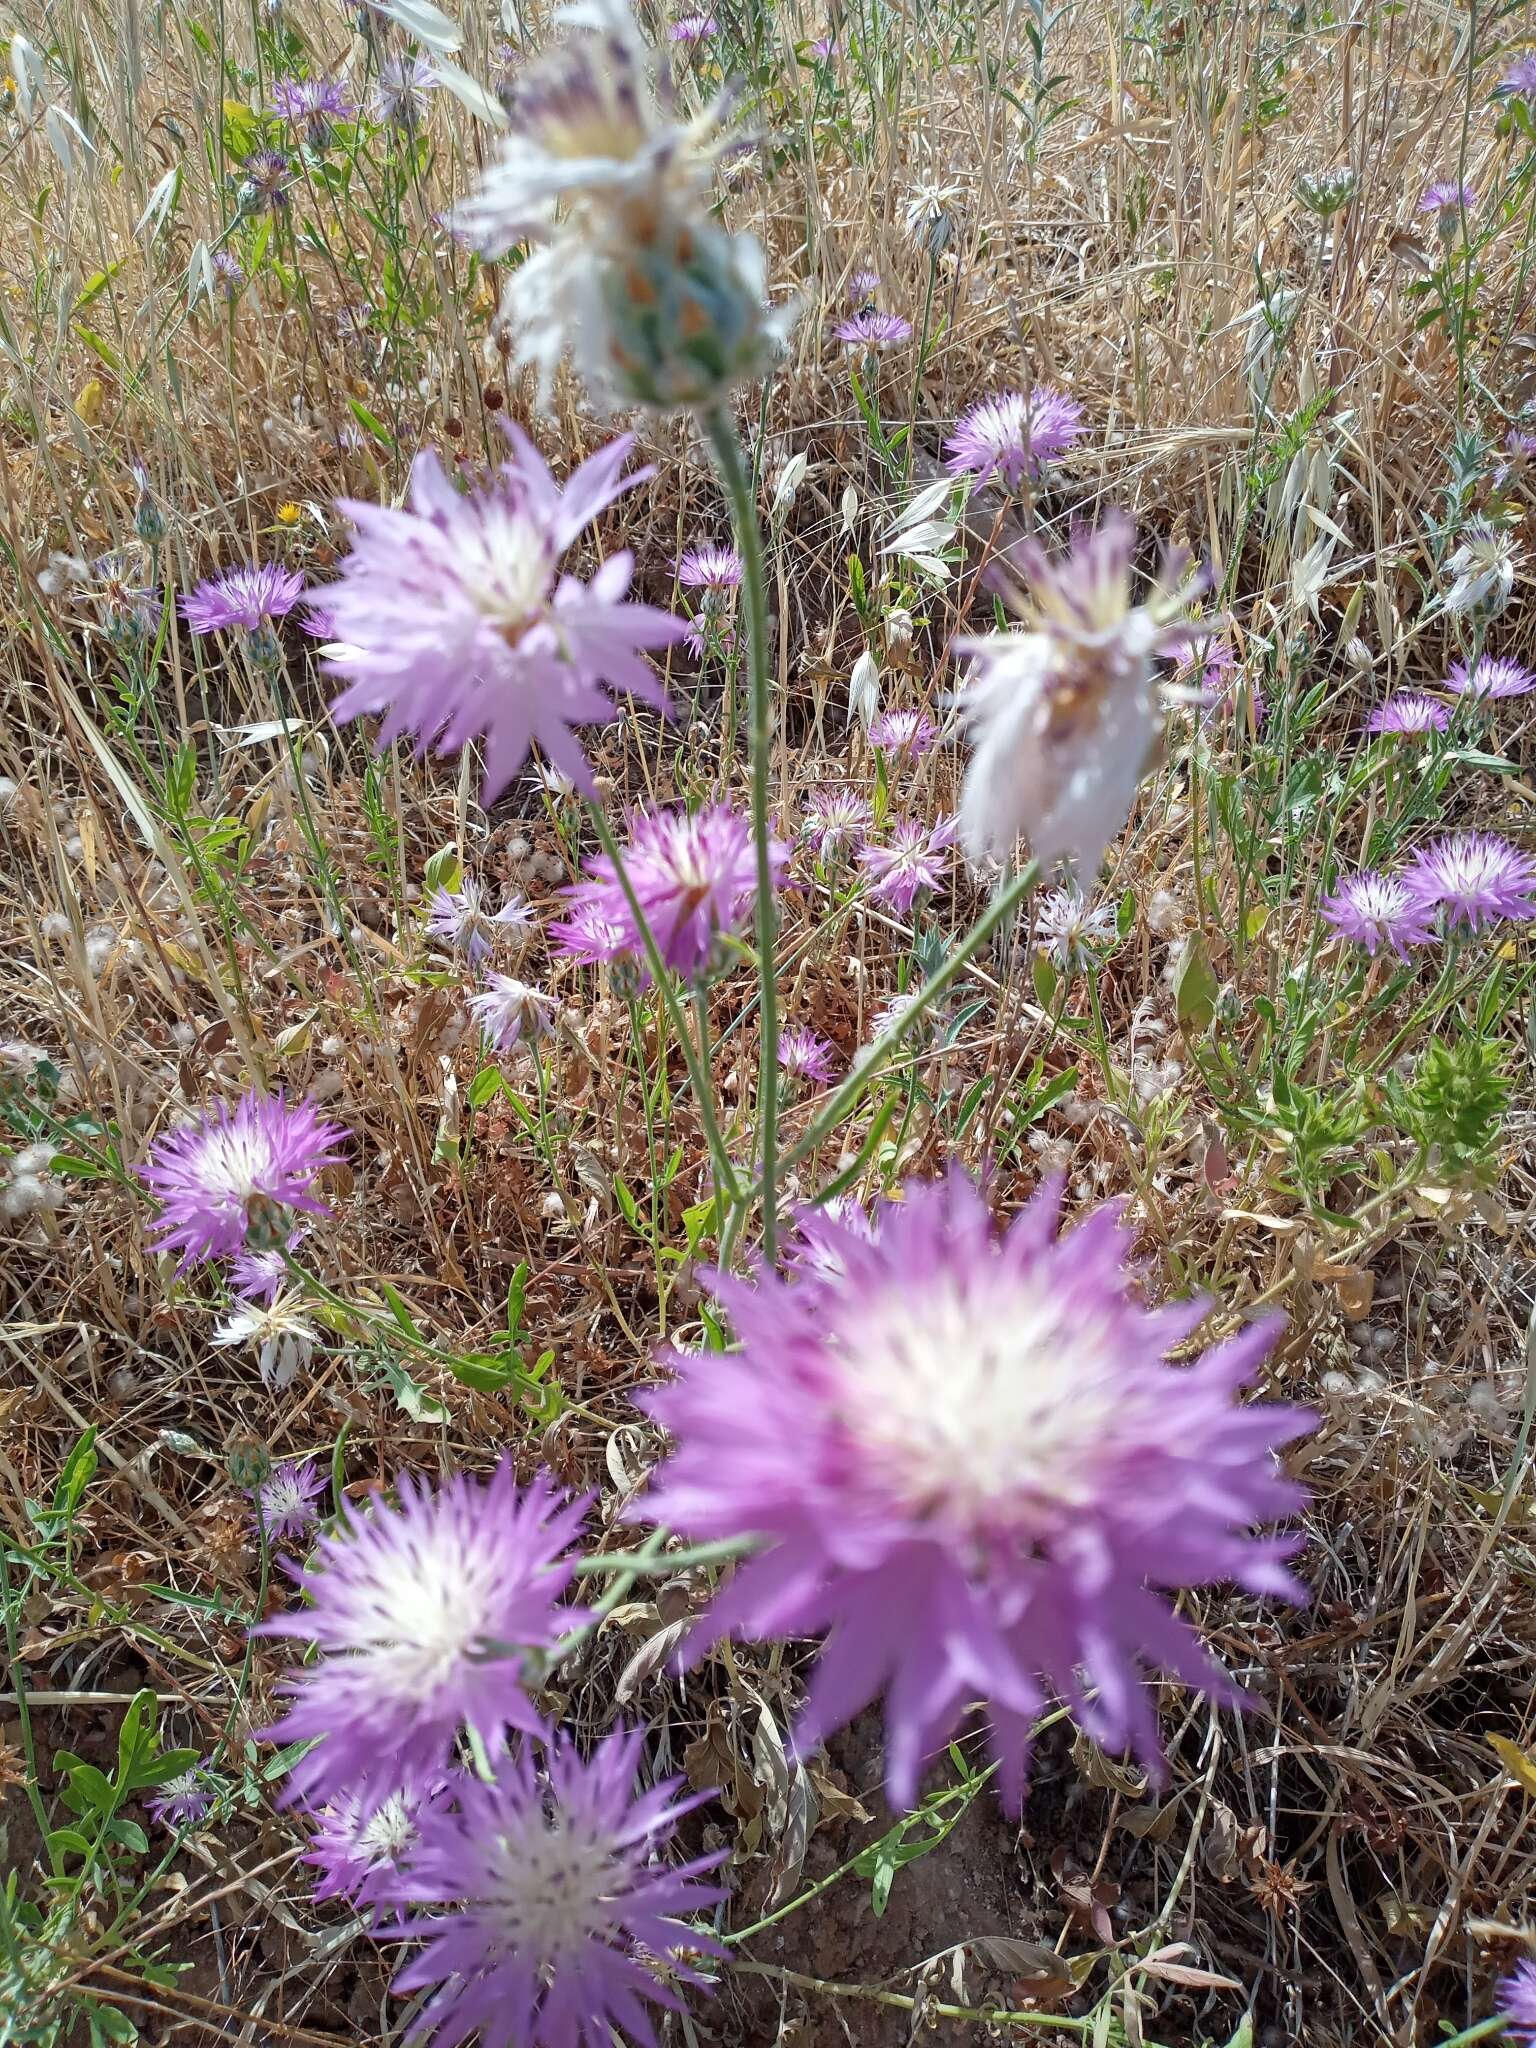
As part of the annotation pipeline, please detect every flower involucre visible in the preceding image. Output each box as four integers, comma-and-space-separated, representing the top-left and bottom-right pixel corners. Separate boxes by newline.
325, 424, 684, 801
637, 1172, 1314, 1809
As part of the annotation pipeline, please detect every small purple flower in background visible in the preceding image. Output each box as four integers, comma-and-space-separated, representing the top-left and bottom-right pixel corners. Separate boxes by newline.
1501, 51, 1536, 98
180, 561, 305, 637
859, 815, 957, 912
305, 1771, 446, 1909
146, 1759, 224, 1830
256, 1463, 589, 1812
1165, 628, 1261, 728
229, 1235, 300, 1304
833, 309, 913, 349
240, 148, 293, 212
668, 11, 717, 39
139, 1090, 346, 1269
373, 53, 438, 126
778, 1026, 837, 1087
848, 268, 881, 301
1366, 693, 1450, 736
811, 31, 840, 56
1498, 1959, 1536, 2044
945, 386, 1086, 491
254, 1457, 328, 1545
270, 74, 355, 147
468, 974, 556, 1051
784, 1195, 877, 1283
803, 785, 874, 860
1320, 871, 1433, 960
326, 424, 685, 802
1035, 884, 1118, 973
677, 545, 743, 592
1496, 428, 1536, 486
1405, 832, 1536, 932
636, 1171, 1314, 1811
212, 248, 245, 296
1443, 653, 1536, 699
552, 804, 786, 980
868, 708, 938, 757
1419, 179, 1476, 225
426, 879, 534, 965
382, 1730, 725, 2048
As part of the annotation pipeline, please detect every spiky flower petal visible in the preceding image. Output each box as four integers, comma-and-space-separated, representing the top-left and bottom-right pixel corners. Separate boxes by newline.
637, 1172, 1313, 1810
139, 1089, 346, 1269
304, 1771, 447, 1910
180, 562, 305, 636
677, 545, 743, 590
256, 1463, 589, 1811
868, 709, 938, 757
426, 880, 535, 966
468, 975, 557, 1050
803, 785, 874, 860
1366, 693, 1450, 735
1405, 832, 1536, 931
146, 1759, 224, 1830
778, 1026, 836, 1085
833, 310, 912, 349
1443, 653, 1536, 699
1320, 870, 1435, 959
1035, 885, 1118, 972
945, 387, 1086, 490
859, 816, 956, 912
1498, 1958, 1536, 2044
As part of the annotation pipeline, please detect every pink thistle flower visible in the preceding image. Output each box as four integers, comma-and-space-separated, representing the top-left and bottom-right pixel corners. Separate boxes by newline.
1499, 1960, 1536, 2043
784, 1195, 876, 1283
229, 1239, 297, 1304
848, 268, 881, 301
677, 544, 743, 591
255, 1463, 590, 1812
1405, 832, 1536, 931
945, 386, 1086, 491
811, 32, 840, 56
241, 148, 293, 211
139, 1090, 347, 1270
270, 74, 355, 140
382, 1730, 725, 2048
1320, 870, 1434, 960
668, 12, 718, 39
551, 803, 786, 980
803, 785, 874, 860
180, 562, 305, 636
636, 1171, 1314, 1811
1419, 179, 1476, 222
468, 974, 556, 1050
1501, 53, 1536, 99
955, 512, 1201, 874
146, 1759, 223, 1830
1443, 653, 1536, 699
1366, 693, 1451, 736
868, 708, 938, 756
373, 53, 438, 125
254, 1457, 328, 1545
304, 1771, 447, 1910
426, 879, 534, 965
778, 1026, 837, 1086
325, 424, 685, 803
859, 815, 957, 912
212, 248, 245, 295
833, 310, 913, 349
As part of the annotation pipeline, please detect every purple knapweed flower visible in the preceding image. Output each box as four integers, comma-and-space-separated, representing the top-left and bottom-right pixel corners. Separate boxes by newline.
955, 512, 1201, 873
803, 785, 874, 860
868, 708, 938, 756
636, 1171, 1314, 1811
811, 32, 840, 57
381, 1730, 726, 2048
229, 1236, 299, 1304
139, 1090, 346, 1270
146, 1759, 223, 1830
254, 1457, 328, 1545
325, 424, 685, 802
1443, 653, 1536, 699
180, 561, 305, 636
468, 974, 556, 1050
270, 74, 355, 145
668, 11, 717, 39
833, 309, 913, 349
373, 53, 438, 125
212, 248, 245, 296
1498, 1959, 1536, 2044
859, 815, 957, 912
241, 148, 293, 211
778, 1026, 836, 1086
1501, 53, 1536, 99
1405, 832, 1536, 932
677, 544, 743, 591
426, 880, 534, 965
551, 803, 786, 980
256, 1463, 589, 1812
848, 268, 881, 301
1320, 870, 1434, 960
945, 386, 1086, 491
1366, 693, 1451, 736
1035, 884, 1118, 972
305, 1771, 447, 1910
783, 1195, 877, 1283
1419, 179, 1476, 221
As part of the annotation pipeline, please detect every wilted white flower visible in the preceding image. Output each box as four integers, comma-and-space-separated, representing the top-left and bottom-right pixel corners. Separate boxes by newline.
1442, 518, 1521, 621
212, 1295, 319, 1390
955, 513, 1200, 877
1034, 885, 1119, 973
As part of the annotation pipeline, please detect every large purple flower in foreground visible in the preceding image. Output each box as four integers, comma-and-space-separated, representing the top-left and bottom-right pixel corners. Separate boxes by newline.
305, 1770, 448, 1910
180, 562, 305, 636
1320, 870, 1434, 960
139, 1090, 347, 1269
637, 1172, 1314, 1810
1406, 832, 1536, 931
326, 425, 686, 801
1443, 653, 1536, 699
551, 803, 786, 980
945, 386, 1086, 491
383, 1731, 725, 2048
1498, 1959, 1536, 2044
256, 1464, 589, 1811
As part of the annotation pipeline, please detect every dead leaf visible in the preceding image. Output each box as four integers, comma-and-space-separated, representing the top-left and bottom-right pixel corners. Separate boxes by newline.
1132, 1944, 1244, 1993
613, 1617, 690, 1705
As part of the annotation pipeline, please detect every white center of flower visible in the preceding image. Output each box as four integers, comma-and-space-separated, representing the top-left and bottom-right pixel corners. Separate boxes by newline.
360, 1540, 508, 1703
356, 1794, 416, 1866
478, 1814, 625, 1963
193, 1124, 275, 1205
832, 1272, 1134, 1528
460, 506, 557, 639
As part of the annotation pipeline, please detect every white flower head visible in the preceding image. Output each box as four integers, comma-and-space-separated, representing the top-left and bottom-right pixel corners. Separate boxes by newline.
955, 513, 1202, 879
1442, 518, 1521, 621
212, 1294, 319, 1390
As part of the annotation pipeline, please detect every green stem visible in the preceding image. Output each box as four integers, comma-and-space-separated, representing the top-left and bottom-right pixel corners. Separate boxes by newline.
701, 405, 781, 1261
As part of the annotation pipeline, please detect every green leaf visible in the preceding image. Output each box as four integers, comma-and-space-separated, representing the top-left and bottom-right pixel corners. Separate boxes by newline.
52, 1428, 98, 1519
73, 262, 124, 314
377, 1356, 450, 1424
126, 1747, 200, 1791
468, 1066, 503, 1109
103, 1817, 149, 1853
347, 395, 394, 446
47, 1827, 94, 1868
73, 325, 125, 372
116, 1688, 157, 1785
69, 1763, 118, 1815
380, 1283, 424, 1343
505, 1263, 529, 1344
1174, 934, 1219, 1034
86, 1998, 139, 2044
1031, 950, 1059, 1011
50, 1152, 111, 1180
